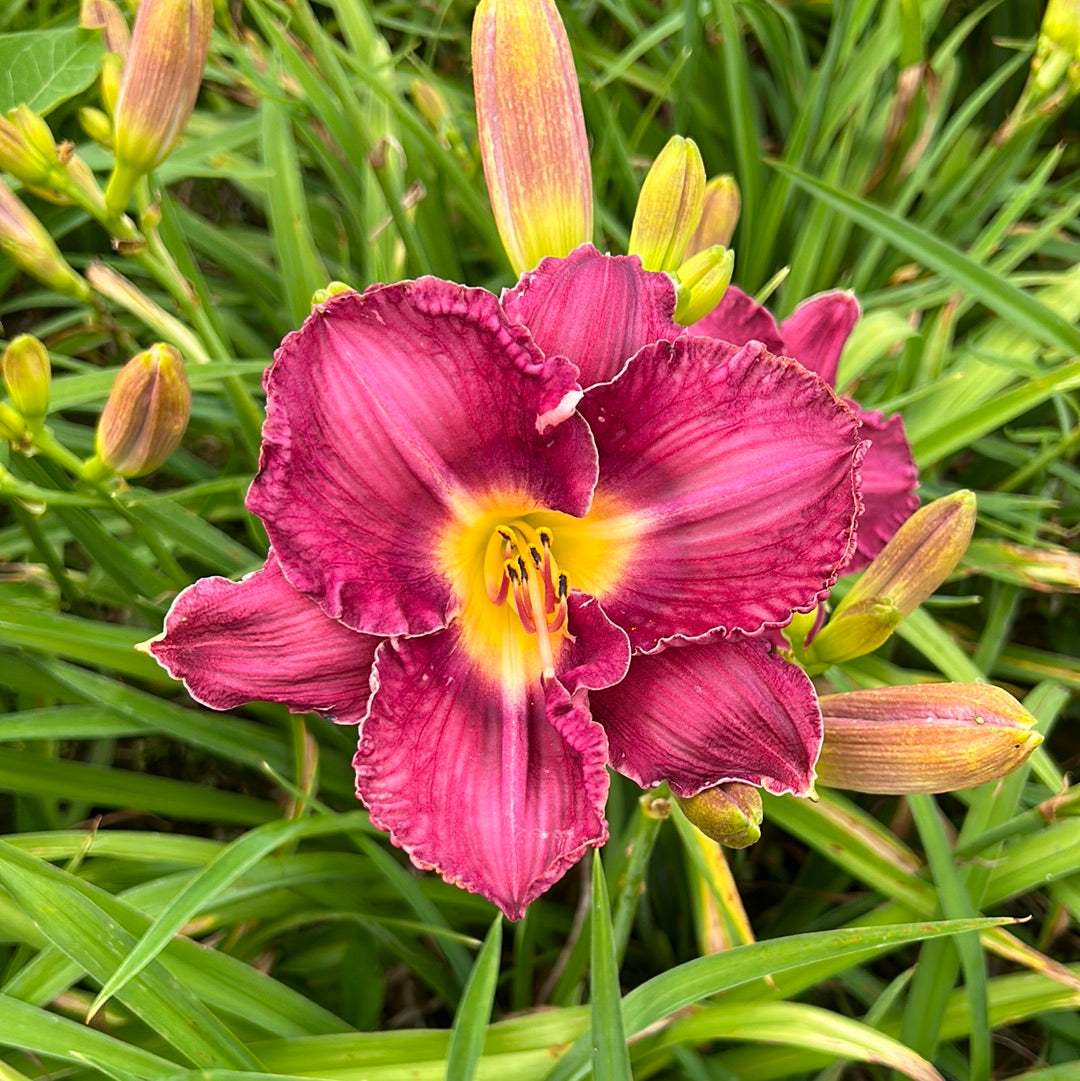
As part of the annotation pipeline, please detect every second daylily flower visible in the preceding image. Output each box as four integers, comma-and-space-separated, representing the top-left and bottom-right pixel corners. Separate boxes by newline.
149, 249, 865, 919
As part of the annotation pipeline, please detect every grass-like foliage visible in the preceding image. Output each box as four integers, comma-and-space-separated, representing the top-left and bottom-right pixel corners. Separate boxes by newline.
1, 1, 1078, 1079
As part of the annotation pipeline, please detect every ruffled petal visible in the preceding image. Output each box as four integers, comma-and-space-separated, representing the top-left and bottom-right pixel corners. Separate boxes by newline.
354, 626, 610, 920
846, 404, 920, 571
779, 290, 859, 387
590, 634, 821, 797
558, 592, 632, 692
148, 557, 377, 720
502, 244, 681, 388
580, 337, 864, 651
247, 280, 597, 637
690, 284, 783, 353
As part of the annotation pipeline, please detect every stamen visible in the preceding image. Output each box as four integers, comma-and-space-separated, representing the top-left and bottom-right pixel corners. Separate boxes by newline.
486, 522, 572, 685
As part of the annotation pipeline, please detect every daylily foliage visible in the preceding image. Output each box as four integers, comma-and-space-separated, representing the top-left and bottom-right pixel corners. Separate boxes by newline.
150, 248, 866, 918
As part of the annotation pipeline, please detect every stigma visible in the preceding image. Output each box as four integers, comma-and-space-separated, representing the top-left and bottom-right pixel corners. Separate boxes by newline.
483, 521, 573, 684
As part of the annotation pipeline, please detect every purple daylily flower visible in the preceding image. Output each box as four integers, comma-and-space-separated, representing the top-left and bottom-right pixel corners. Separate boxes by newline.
694, 287, 919, 571
149, 246, 866, 919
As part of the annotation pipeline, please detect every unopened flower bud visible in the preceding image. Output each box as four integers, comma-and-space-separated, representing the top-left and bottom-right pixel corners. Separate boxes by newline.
816, 683, 1042, 794
807, 491, 975, 665
100, 53, 124, 117
81, 0, 131, 60
105, 0, 214, 213
2, 334, 51, 428
1033, 0, 1080, 97
94, 343, 191, 477
676, 782, 763, 848
311, 281, 355, 307
0, 400, 26, 443
686, 174, 741, 256
672, 244, 734, 324
628, 135, 705, 272
411, 78, 450, 131
0, 106, 57, 187
80, 106, 114, 147
0, 179, 91, 300
472, 0, 593, 274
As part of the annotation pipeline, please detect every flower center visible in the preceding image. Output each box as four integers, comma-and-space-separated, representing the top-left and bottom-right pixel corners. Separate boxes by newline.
483, 521, 573, 685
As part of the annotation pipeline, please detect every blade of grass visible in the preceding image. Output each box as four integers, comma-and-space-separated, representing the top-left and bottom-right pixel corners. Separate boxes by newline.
444, 915, 503, 1081
590, 850, 632, 1081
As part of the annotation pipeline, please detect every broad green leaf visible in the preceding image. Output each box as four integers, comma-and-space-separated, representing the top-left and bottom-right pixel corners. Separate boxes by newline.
444, 915, 503, 1081
590, 850, 632, 1081
0, 28, 103, 114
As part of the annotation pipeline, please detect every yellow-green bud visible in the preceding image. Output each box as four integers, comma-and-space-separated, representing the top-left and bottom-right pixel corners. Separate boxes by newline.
806, 491, 976, 666
410, 78, 450, 131
0, 106, 58, 187
94, 343, 191, 477
100, 53, 124, 117
672, 244, 734, 324
816, 683, 1042, 794
311, 281, 355, 307
628, 135, 706, 272
1034, 0, 1080, 96
80, 106, 114, 147
80, 0, 131, 60
676, 782, 763, 848
686, 175, 741, 256
105, 0, 214, 213
0, 179, 91, 300
0, 400, 26, 443
2, 334, 51, 428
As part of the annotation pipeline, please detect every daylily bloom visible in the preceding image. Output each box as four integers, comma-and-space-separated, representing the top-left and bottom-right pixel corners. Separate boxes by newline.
693, 288, 919, 570
148, 246, 865, 919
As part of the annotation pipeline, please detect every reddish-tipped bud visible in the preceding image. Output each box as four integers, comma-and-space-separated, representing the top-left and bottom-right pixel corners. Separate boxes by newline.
807, 491, 975, 666
2, 334, 51, 429
817, 683, 1042, 794
686, 174, 741, 256
105, 0, 213, 212
81, 0, 131, 59
0, 179, 90, 300
628, 135, 706, 272
94, 343, 191, 477
472, 0, 593, 274
676, 782, 763, 848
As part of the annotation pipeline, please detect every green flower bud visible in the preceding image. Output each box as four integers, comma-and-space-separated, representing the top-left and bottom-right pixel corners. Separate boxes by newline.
0, 400, 26, 443
80, 106, 114, 147
94, 343, 191, 477
686, 175, 741, 256
105, 0, 213, 213
0, 106, 57, 187
0, 179, 91, 300
676, 782, 763, 848
2, 334, 51, 428
816, 683, 1042, 794
628, 135, 706, 272
672, 244, 735, 325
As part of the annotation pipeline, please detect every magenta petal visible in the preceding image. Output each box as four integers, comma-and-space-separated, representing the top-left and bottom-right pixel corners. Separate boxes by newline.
582, 337, 864, 651
690, 285, 784, 354
591, 634, 821, 797
247, 280, 597, 637
846, 404, 920, 571
779, 291, 859, 387
149, 557, 377, 720
355, 627, 610, 919
559, 593, 631, 692
502, 244, 681, 389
